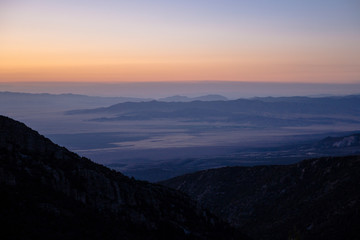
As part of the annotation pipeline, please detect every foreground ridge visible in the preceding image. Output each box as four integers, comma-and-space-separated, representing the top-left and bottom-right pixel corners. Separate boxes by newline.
161, 155, 360, 240
0, 115, 245, 240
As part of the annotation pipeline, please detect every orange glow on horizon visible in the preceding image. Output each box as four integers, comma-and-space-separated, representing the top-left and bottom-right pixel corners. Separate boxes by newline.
1, 44, 359, 83
1, 1, 359, 84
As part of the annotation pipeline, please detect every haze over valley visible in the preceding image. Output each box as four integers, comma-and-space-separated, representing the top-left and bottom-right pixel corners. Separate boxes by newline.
2, 90, 360, 181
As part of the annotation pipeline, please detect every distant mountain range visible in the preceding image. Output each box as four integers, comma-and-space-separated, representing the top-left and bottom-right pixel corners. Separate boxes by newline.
67, 95, 360, 125
161, 155, 360, 240
0, 91, 150, 112
314, 133, 360, 148
0, 92, 228, 112
0, 115, 245, 240
158, 94, 228, 102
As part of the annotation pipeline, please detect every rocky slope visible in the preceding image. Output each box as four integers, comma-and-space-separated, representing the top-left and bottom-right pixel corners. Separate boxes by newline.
0, 115, 245, 240
161, 155, 360, 240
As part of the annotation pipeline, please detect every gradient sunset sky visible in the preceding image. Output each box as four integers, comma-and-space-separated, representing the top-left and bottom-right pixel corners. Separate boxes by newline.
1, 0, 359, 83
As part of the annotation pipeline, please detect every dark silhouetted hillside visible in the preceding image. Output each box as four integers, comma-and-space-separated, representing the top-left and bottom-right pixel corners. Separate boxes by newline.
161, 155, 360, 240
0, 115, 246, 240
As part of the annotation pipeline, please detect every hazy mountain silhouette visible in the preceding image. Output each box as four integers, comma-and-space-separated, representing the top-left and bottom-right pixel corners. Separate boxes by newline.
158, 94, 228, 102
0, 91, 151, 112
314, 133, 360, 149
67, 95, 360, 125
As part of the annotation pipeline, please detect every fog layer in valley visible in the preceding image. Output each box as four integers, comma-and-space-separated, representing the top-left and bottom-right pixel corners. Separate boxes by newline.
1, 91, 360, 181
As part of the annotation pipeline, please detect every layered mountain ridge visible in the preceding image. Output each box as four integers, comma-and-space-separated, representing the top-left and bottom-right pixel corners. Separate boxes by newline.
66, 95, 360, 126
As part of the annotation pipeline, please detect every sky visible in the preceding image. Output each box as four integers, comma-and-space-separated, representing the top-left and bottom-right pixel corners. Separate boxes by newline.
1, 0, 360, 83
